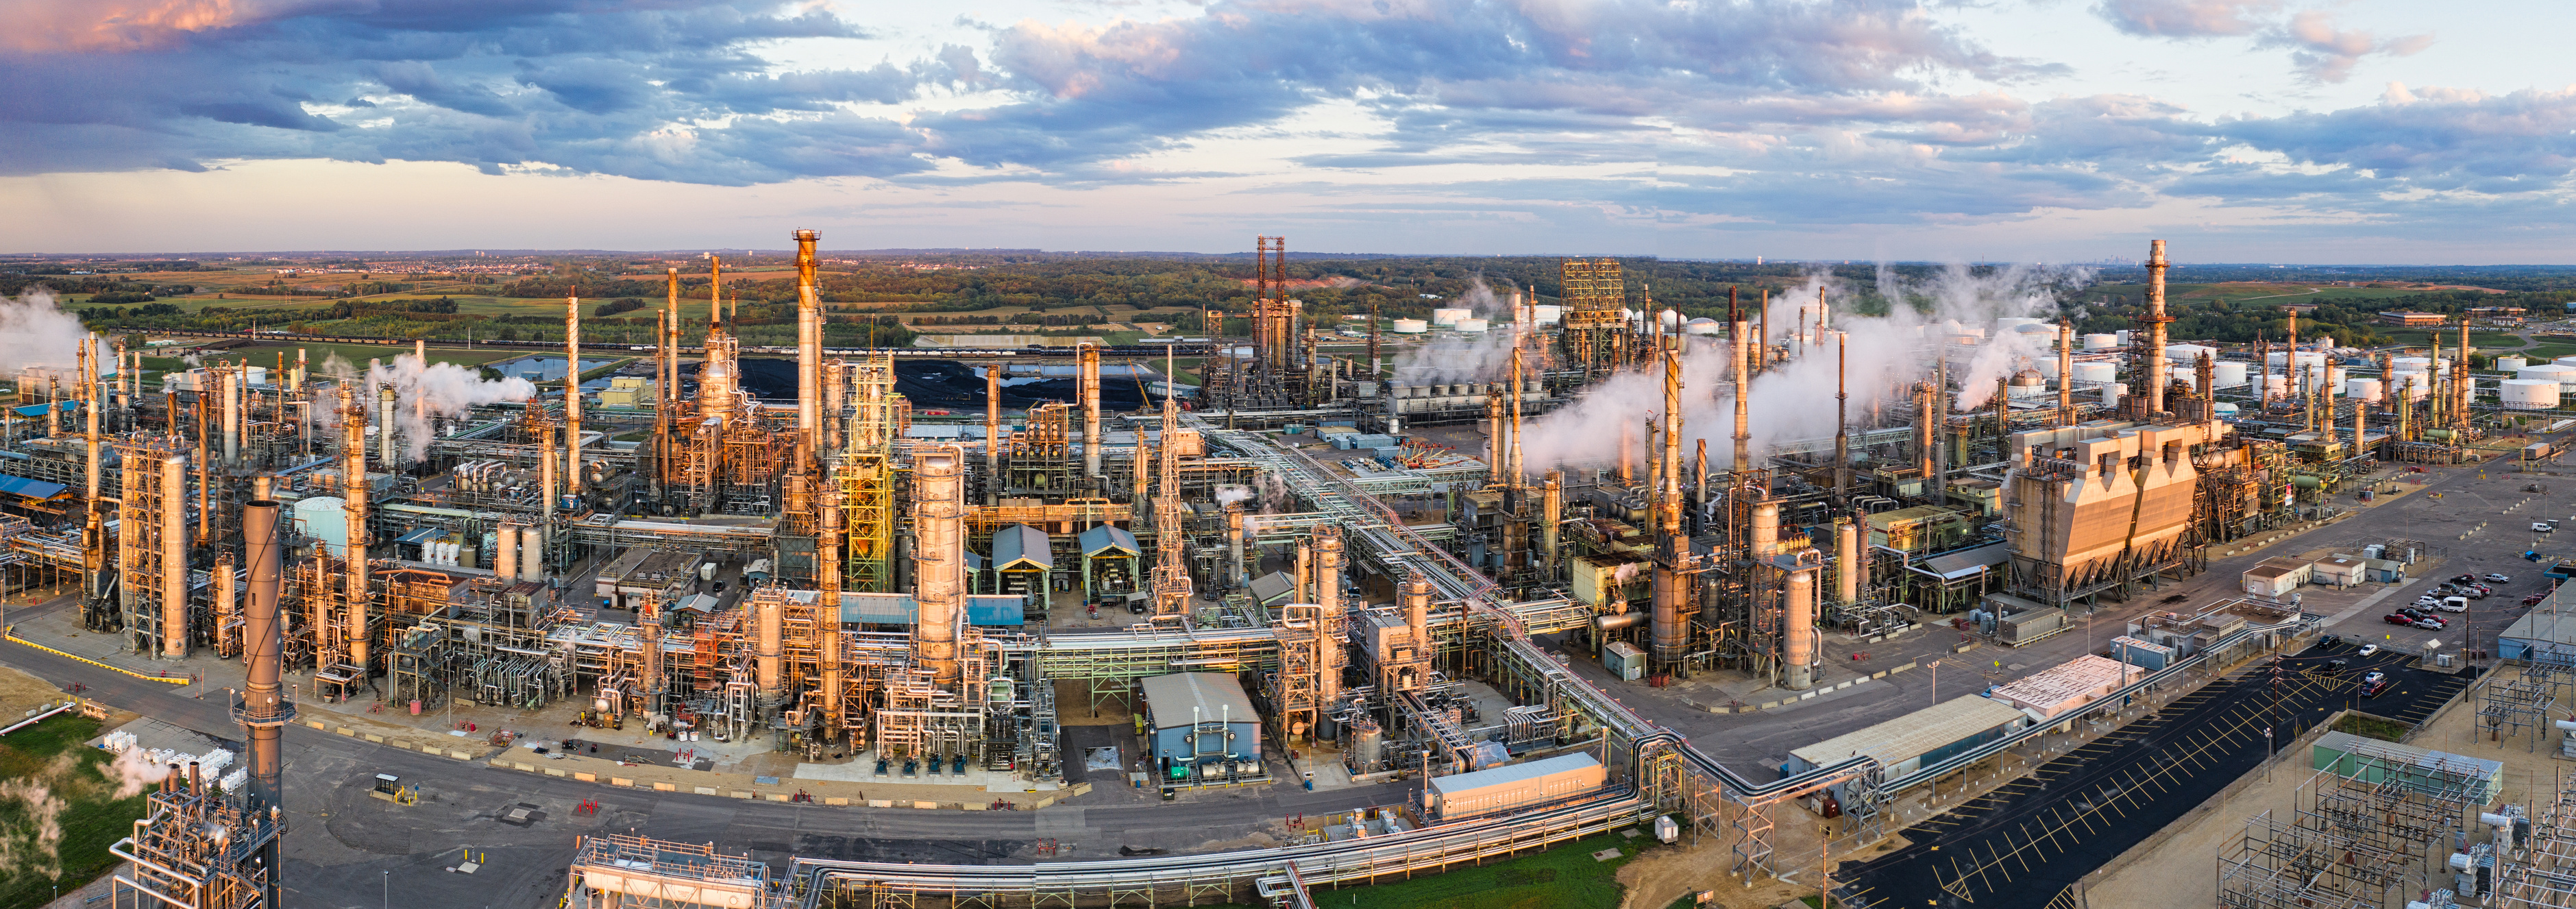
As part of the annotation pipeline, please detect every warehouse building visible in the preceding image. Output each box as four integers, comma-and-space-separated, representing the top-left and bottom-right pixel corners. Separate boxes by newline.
1140, 672, 1261, 767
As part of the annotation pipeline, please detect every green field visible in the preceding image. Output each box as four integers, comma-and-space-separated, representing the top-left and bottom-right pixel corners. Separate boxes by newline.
0, 713, 151, 907
1325, 833, 1643, 909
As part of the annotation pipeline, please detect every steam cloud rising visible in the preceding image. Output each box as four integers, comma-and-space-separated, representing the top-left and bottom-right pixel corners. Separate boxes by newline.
1514, 264, 2092, 472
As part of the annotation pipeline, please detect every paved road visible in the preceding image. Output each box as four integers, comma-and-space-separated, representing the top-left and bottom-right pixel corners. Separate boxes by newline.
0, 630, 1408, 908
1838, 642, 2473, 908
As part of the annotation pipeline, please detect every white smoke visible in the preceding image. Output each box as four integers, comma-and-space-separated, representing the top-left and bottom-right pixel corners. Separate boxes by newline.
0, 288, 97, 375
1514, 263, 2093, 472
1214, 484, 1255, 506
0, 776, 66, 879
1456, 274, 1503, 315
103, 748, 164, 799
1388, 331, 1520, 386
367, 353, 539, 464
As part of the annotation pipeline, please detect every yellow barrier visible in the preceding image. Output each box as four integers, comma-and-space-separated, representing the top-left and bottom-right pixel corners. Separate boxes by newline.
5, 633, 194, 685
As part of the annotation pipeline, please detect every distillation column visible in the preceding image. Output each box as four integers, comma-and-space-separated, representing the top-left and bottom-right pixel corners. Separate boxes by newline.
1783, 568, 1817, 690
342, 387, 370, 679
913, 447, 964, 687
1080, 343, 1102, 489
1313, 526, 1347, 732
984, 365, 1002, 505
1649, 350, 1688, 668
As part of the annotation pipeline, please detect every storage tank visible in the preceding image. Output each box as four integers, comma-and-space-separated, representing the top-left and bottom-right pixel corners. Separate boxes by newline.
1456, 317, 1489, 333
2264, 374, 2288, 396
2521, 363, 2576, 393
2268, 352, 2329, 369
2100, 382, 2126, 405
2165, 343, 2216, 363
1530, 304, 1562, 325
2499, 356, 2529, 371
1683, 317, 1720, 336
2082, 333, 2120, 350
2393, 356, 2445, 373
2072, 363, 2118, 385
292, 496, 349, 558
1994, 317, 2041, 332
1390, 318, 1429, 335
2346, 378, 2383, 402
2115, 330, 2132, 346
2213, 361, 2249, 388
2503, 379, 2562, 409
1348, 718, 1384, 770
2392, 373, 2431, 401
1430, 308, 1471, 327
2007, 369, 2048, 399
2213, 402, 2240, 419
2555, 355, 2576, 369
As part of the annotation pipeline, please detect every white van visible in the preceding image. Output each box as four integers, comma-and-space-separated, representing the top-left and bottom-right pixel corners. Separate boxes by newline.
2439, 596, 2470, 612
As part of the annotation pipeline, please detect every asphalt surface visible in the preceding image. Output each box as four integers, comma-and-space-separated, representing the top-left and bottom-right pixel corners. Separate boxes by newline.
1836, 641, 2475, 908
0, 624, 1409, 909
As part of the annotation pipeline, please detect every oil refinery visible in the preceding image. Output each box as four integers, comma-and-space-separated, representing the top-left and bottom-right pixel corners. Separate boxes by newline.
2, 233, 2547, 909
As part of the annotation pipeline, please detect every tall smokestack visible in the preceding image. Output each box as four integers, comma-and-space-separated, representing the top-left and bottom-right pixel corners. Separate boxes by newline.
376, 385, 395, 470
1080, 343, 1102, 486
1832, 331, 1850, 500
565, 291, 584, 496
654, 269, 677, 497
241, 492, 288, 813
221, 366, 239, 464
794, 229, 824, 454
2057, 320, 2074, 426
2145, 239, 2170, 415
341, 387, 369, 677
985, 364, 1002, 505
82, 335, 101, 612
912, 446, 964, 686
1731, 291, 1751, 472
1508, 347, 1525, 493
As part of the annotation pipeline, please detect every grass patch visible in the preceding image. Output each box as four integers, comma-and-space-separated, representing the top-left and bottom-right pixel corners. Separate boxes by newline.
2332, 713, 2412, 742
2471, 332, 2527, 348
2523, 346, 2576, 362
1327, 833, 1639, 909
0, 713, 151, 908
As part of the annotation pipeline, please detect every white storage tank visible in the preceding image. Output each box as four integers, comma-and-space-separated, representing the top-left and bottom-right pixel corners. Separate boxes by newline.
1430, 308, 1471, 327
2072, 363, 2118, 385
2521, 363, 2576, 393
2503, 378, 2562, 409
2391, 373, 2431, 400
2035, 358, 2059, 378
2268, 352, 2329, 369
2499, 356, 2529, 371
2554, 355, 2576, 369
1456, 317, 1489, 333
1994, 317, 2042, 332
2393, 356, 2446, 373
1390, 318, 1429, 334
2082, 333, 2120, 350
1659, 309, 1682, 327
2214, 402, 2240, 419
2115, 330, 2132, 346
2346, 378, 2383, 402
2165, 343, 2216, 363
2101, 382, 2126, 405
1530, 304, 1562, 325
2213, 361, 2249, 388
1684, 317, 1721, 336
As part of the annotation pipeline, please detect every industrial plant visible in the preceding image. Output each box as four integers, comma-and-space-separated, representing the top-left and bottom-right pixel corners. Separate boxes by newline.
5, 233, 2542, 908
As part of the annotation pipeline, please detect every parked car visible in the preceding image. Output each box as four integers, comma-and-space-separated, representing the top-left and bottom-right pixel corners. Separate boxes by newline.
2363, 679, 2394, 697
2536, 522, 2556, 533
2323, 659, 2351, 675
2414, 618, 2445, 630
2359, 644, 2382, 657
2437, 597, 2469, 612
2363, 670, 2388, 686
2487, 572, 2513, 583
2385, 613, 2417, 626
2454, 574, 2480, 585
2527, 593, 2551, 606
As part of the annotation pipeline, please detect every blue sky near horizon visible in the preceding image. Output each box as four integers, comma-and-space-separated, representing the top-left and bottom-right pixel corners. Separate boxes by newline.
2, 0, 2571, 263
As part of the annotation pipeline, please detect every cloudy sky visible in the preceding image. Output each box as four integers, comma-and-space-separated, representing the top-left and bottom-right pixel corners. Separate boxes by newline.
2, 0, 2568, 262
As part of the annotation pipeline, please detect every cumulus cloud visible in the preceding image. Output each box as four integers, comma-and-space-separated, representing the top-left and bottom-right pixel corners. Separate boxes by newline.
2096, 1, 2429, 84
2261, 10, 2434, 84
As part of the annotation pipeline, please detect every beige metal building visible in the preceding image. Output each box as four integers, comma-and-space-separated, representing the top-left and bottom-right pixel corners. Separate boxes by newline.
2240, 557, 2314, 597
1988, 655, 2146, 720
1426, 752, 1606, 820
